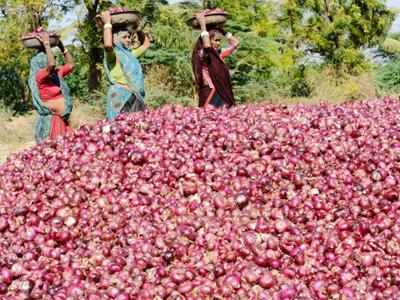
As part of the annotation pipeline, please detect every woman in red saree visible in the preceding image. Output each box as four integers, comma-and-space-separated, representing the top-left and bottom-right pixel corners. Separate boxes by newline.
191, 12, 239, 108
28, 31, 74, 142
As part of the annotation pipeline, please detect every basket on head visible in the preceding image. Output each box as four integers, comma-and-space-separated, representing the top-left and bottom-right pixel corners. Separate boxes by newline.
187, 8, 228, 30
96, 8, 141, 32
21, 28, 60, 49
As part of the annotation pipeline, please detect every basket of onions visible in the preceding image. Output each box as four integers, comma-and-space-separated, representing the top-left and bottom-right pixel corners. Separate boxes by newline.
21, 28, 60, 49
96, 7, 141, 32
187, 8, 229, 30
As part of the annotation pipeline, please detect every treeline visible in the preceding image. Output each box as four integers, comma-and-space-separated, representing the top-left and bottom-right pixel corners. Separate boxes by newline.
0, 0, 399, 114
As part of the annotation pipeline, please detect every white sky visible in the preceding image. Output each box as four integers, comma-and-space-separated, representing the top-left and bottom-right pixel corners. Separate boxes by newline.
387, 0, 400, 32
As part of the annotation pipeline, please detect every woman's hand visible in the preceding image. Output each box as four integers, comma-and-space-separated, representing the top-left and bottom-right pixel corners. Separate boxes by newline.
142, 35, 151, 50
101, 10, 112, 24
37, 32, 50, 46
195, 12, 207, 27
38, 32, 56, 72
102, 10, 113, 50
196, 11, 210, 48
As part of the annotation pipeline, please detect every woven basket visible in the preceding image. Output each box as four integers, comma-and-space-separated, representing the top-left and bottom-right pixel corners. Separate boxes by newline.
21, 35, 59, 49
96, 10, 141, 31
187, 13, 228, 30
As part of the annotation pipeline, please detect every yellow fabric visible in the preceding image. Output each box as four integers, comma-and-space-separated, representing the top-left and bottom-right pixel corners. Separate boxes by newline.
109, 46, 147, 85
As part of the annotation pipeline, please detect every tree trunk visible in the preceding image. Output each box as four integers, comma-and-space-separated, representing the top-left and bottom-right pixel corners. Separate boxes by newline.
85, 0, 102, 92
88, 47, 102, 92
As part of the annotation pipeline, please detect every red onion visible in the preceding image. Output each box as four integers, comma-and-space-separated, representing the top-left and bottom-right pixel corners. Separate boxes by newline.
258, 272, 275, 289
0, 100, 400, 298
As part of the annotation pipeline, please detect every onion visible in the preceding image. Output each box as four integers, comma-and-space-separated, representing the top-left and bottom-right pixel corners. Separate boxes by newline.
235, 194, 249, 209
224, 274, 241, 290
258, 272, 275, 289
0, 217, 8, 232
275, 219, 289, 233
279, 285, 297, 299
1, 268, 12, 285
0, 100, 400, 298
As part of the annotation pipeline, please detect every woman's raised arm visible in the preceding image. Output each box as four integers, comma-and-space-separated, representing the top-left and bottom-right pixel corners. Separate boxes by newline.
37, 32, 56, 73
196, 12, 211, 49
58, 40, 74, 68
101, 11, 113, 51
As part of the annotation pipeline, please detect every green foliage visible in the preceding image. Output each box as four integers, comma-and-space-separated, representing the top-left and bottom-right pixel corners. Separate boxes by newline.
140, 5, 197, 99
0, 2, 45, 113
290, 65, 311, 97
379, 32, 400, 58
213, 0, 279, 35
304, 65, 377, 101
377, 33, 400, 99
0, 64, 29, 113
381, 38, 400, 55
0, 21, 30, 114
280, 0, 395, 74
375, 56, 400, 94
63, 47, 91, 103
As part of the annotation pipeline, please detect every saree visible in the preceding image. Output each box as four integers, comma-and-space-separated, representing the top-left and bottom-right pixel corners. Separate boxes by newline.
28, 52, 73, 143
103, 42, 146, 120
192, 38, 235, 108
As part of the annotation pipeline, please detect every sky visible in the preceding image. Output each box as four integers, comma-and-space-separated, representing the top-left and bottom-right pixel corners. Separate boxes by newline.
387, 0, 400, 32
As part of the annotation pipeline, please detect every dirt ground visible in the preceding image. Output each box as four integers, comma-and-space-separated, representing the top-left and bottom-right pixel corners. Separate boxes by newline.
0, 102, 104, 164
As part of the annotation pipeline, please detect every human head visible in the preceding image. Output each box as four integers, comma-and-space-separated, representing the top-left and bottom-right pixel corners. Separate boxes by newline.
113, 28, 132, 49
209, 29, 224, 50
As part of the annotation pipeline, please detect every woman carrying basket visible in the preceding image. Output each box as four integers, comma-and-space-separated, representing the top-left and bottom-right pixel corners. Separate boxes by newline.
28, 30, 74, 143
101, 10, 150, 120
192, 11, 239, 108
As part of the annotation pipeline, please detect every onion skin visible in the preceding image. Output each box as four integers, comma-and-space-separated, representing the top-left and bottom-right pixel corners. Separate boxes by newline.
1, 100, 400, 298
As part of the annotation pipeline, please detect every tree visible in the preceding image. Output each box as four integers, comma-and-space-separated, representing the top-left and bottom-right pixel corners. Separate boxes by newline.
207, 0, 303, 99
380, 32, 400, 57
280, 0, 395, 74
77, 0, 112, 93
375, 32, 400, 95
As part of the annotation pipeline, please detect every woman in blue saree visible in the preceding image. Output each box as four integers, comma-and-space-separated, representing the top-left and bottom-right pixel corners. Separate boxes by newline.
101, 10, 150, 120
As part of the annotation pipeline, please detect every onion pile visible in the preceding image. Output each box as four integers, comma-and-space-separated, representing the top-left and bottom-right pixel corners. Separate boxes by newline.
1, 97, 400, 299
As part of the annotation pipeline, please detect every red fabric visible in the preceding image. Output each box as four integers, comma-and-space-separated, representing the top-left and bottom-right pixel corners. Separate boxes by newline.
36, 64, 73, 101
220, 42, 238, 60
49, 115, 71, 140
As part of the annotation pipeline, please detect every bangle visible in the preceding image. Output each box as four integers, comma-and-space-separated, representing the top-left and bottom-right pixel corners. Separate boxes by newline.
200, 31, 209, 38
225, 32, 233, 39
104, 23, 112, 29
43, 41, 50, 45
